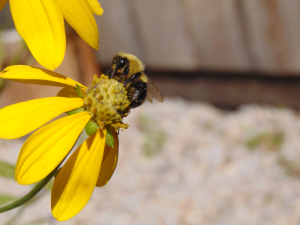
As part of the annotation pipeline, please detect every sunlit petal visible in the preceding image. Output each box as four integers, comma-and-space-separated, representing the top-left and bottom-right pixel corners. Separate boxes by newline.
1, 65, 86, 89
51, 128, 106, 221
96, 128, 119, 187
87, 0, 103, 15
57, 87, 79, 98
0, 0, 8, 11
15, 112, 91, 185
0, 97, 84, 139
10, 0, 65, 70
53, 0, 99, 50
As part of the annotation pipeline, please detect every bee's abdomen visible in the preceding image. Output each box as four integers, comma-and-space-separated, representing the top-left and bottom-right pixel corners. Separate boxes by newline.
127, 81, 147, 109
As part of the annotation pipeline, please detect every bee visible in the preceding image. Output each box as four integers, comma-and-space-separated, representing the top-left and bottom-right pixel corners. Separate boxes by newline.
106, 52, 164, 109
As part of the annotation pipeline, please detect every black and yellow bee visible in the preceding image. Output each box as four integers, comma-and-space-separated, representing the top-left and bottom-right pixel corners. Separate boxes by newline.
106, 52, 164, 109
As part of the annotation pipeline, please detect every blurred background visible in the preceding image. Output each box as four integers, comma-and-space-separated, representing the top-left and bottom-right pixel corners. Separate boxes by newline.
2, 0, 300, 224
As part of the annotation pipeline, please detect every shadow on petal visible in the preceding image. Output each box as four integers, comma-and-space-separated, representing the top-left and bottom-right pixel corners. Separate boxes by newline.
96, 128, 119, 187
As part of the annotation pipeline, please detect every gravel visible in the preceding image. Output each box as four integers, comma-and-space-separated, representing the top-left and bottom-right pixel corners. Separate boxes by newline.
1, 97, 300, 225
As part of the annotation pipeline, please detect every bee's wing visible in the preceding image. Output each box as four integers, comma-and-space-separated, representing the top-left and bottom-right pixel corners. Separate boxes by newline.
146, 77, 164, 103
146, 81, 153, 103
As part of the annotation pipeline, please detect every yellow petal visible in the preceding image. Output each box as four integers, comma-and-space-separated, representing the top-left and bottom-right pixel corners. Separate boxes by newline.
57, 87, 79, 98
51, 128, 106, 221
15, 112, 91, 185
1, 65, 86, 89
0, 97, 84, 139
53, 0, 99, 50
96, 128, 119, 187
87, 0, 103, 15
10, 0, 65, 70
0, 0, 8, 11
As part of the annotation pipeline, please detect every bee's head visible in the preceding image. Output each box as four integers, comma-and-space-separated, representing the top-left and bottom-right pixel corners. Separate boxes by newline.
107, 52, 145, 82
115, 57, 129, 68
107, 56, 128, 81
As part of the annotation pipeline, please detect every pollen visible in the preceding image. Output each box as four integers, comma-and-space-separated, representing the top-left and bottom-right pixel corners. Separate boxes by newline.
83, 75, 130, 130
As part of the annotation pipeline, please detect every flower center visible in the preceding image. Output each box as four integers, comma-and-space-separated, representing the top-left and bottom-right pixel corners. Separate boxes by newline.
83, 75, 130, 130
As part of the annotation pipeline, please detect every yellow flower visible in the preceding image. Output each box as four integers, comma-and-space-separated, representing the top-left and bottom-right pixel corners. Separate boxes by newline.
0, 0, 103, 70
0, 65, 123, 221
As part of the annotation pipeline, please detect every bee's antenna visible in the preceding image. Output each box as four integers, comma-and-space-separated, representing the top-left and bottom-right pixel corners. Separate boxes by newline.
106, 66, 110, 77
110, 66, 117, 79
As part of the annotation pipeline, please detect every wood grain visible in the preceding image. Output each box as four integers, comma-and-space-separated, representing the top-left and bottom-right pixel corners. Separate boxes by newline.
95, 0, 300, 74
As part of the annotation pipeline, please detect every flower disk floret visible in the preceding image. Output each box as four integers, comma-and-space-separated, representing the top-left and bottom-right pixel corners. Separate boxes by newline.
84, 75, 130, 131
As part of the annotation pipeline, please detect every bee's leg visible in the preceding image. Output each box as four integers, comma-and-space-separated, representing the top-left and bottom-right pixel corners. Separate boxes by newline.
123, 72, 141, 86
128, 82, 147, 109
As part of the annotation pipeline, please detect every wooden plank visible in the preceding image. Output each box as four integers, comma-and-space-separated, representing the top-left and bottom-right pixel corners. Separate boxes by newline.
129, 0, 198, 70
95, 0, 143, 66
94, 0, 300, 74
182, 0, 217, 69
218, 0, 251, 71
148, 70, 300, 109
240, 0, 290, 74
184, 0, 232, 70
275, 0, 300, 73
183, 0, 251, 71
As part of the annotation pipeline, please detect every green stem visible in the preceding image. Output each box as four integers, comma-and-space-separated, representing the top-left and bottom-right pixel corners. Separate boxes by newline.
0, 168, 57, 213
